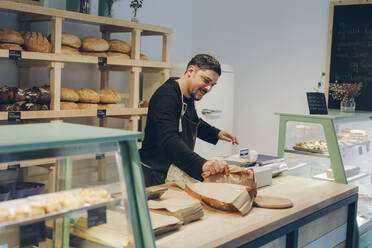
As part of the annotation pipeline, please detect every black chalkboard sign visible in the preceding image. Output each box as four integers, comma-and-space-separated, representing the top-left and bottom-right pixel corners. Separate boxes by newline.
328, 3, 372, 110
307, 92, 328, 114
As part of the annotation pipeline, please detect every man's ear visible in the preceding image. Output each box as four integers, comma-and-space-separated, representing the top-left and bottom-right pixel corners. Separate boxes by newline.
186, 65, 196, 77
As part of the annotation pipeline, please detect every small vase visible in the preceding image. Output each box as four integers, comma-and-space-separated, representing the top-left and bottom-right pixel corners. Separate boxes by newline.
131, 8, 139, 22
340, 97, 356, 112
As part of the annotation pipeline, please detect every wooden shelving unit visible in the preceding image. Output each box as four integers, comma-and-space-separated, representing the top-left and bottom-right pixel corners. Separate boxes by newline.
0, 0, 173, 131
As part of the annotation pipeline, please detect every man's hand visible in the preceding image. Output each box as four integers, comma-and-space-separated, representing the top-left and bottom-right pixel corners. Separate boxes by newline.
218, 130, 239, 145
202, 158, 230, 176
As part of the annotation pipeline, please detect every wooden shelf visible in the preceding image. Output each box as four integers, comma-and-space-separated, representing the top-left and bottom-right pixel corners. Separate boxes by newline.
0, 108, 147, 120
0, 1, 173, 35
0, 50, 172, 70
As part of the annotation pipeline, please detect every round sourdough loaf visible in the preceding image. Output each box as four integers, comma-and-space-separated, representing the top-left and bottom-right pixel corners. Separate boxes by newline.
79, 188, 111, 204
0, 43, 23, 51
99, 89, 121, 103
0, 29, 24, 45
61, 88, 79, 102
61, 45, 80, 55
23, 32, 51, 53
140, 53, 149, 61
109, 39, 131, 53
62, 32, 81, 48
60, 101, 79, 110
0, 208, 11, 222
81, 37, 109, 52
107, 51, 130, 59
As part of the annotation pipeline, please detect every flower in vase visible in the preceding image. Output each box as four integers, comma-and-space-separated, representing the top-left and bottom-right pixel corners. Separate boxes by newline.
329, 81, 363, 101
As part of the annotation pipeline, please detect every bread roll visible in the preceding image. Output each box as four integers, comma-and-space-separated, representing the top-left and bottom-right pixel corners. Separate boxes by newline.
62, 32, 81, 48
0, 208, 11, 222
107, 52, 130, 59
77, 88, 100, 103
60, 101, 79, 110
78, 188, 111, 204
81, 37, 109, 52
29, 202, 46, 217
80, 51, 107, 57
140, 53, 149, 61
61, 45, 80, 55
44, 198, 61, 213
77, 103, 98, 109
61, 88, 79, 102
0, 29, 24, 45
56, 192, 84, 209
39, 85, 50, 104
14, 206, 31, 220
0, 43, 23, 51
109, 39, 131, 53
99, 89, 121, 104
23, 32, 51, 53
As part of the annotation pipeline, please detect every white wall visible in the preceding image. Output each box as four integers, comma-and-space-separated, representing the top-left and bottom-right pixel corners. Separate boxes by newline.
192, 0, 330, 155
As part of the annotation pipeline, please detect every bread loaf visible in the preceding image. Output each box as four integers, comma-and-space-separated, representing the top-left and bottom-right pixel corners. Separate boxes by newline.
185, 182, 254, 216
0, 208, 11, 222
140, 53, 149, 61
55, 192, 84, 209
61, 45, 80, 55
61, 32, 81, 48
78, 188, 111, 204
23, 32, 51, 53
0, 29, 24, 45
80, 51, 107, 57
107, 51, 130, 59
81, 37, 109, 52
29, 202, 46, 217
77, 103, 98, 109
44, 198, 61, 213
38, 85, 51, 104
61, 88, 79, 102
0, 43, 23, 51
0, 86, 15, 103
14, 206, 31, 220
60, 101, 79, 110
109, 39, 131, 53
99, 89, 121, 104
77, 88, 100, 103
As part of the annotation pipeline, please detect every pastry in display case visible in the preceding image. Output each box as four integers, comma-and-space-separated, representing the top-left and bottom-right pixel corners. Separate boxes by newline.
276, 110, 372, 246
0, 123, 155, 247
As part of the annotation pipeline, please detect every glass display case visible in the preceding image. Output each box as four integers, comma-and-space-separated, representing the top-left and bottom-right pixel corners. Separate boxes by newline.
276, 110, 372, 247
0, 122, 153, 248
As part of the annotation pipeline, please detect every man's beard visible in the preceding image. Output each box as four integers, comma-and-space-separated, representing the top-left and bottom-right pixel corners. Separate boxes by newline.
190, 88, 206, 101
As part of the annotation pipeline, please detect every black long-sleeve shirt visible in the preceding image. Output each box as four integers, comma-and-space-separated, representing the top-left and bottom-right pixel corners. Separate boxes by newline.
139, 77, 220, 180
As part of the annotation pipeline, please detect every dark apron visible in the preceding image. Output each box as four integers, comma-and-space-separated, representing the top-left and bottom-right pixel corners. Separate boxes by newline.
142, 99, 200, 187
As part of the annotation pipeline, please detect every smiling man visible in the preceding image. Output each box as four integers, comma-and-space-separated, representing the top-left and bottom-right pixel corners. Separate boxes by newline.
139, 54, 239, 187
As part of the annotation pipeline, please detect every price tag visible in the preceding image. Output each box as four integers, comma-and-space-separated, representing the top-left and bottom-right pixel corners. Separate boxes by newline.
9, 50, 22, 61
88, 207, 107, 228
8, 112, 21, 122
95, 154, 105, 160
7, 164, 20, 171
97, 109, 106, 118
98, 57, 107, 66
306, 92, 328, 115
359, 146, 363, 155
20, 221, 46, 247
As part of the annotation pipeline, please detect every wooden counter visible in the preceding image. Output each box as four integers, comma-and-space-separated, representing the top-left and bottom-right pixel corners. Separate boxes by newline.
155, 175, 358, 248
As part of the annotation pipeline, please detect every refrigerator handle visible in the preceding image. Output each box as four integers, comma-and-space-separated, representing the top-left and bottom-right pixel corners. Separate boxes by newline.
201, 108, 223, 115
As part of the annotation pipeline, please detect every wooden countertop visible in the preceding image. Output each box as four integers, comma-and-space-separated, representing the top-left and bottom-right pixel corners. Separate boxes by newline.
154, 175, 358, 248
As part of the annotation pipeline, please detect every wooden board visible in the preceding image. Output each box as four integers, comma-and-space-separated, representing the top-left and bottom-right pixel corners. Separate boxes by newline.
155, 175, 357, 248
254, 195, 293, 209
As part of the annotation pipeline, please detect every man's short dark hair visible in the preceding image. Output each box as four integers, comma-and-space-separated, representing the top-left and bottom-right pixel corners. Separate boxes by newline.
186, 54, 221, 76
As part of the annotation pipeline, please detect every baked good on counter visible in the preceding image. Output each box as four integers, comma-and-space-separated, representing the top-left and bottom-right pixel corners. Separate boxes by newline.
77, 103, 98, 109
185, 182, 253, 216
80, 51, 107, 57
61, 45, 80, 55
55, 192, 84, 209
76, 88, 100, 103
61, 88, 79, 102
295, 140, 327, 151
107, 52, 130, 59
22, 31, 51, 53
0, 208, 11, 222
81, 37, 109, 52
14, 206, 31, 220
0, 85, 16, 103
98, 89, 121, 104
44, 198, 62, 213
0, 29, 24, 45
78, 188, 111, 204
0, 43, 23, 51
140, 53, 149, 61
109, 39, 131, 54
22, 102, 49, 111
60, 101, 79, 110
